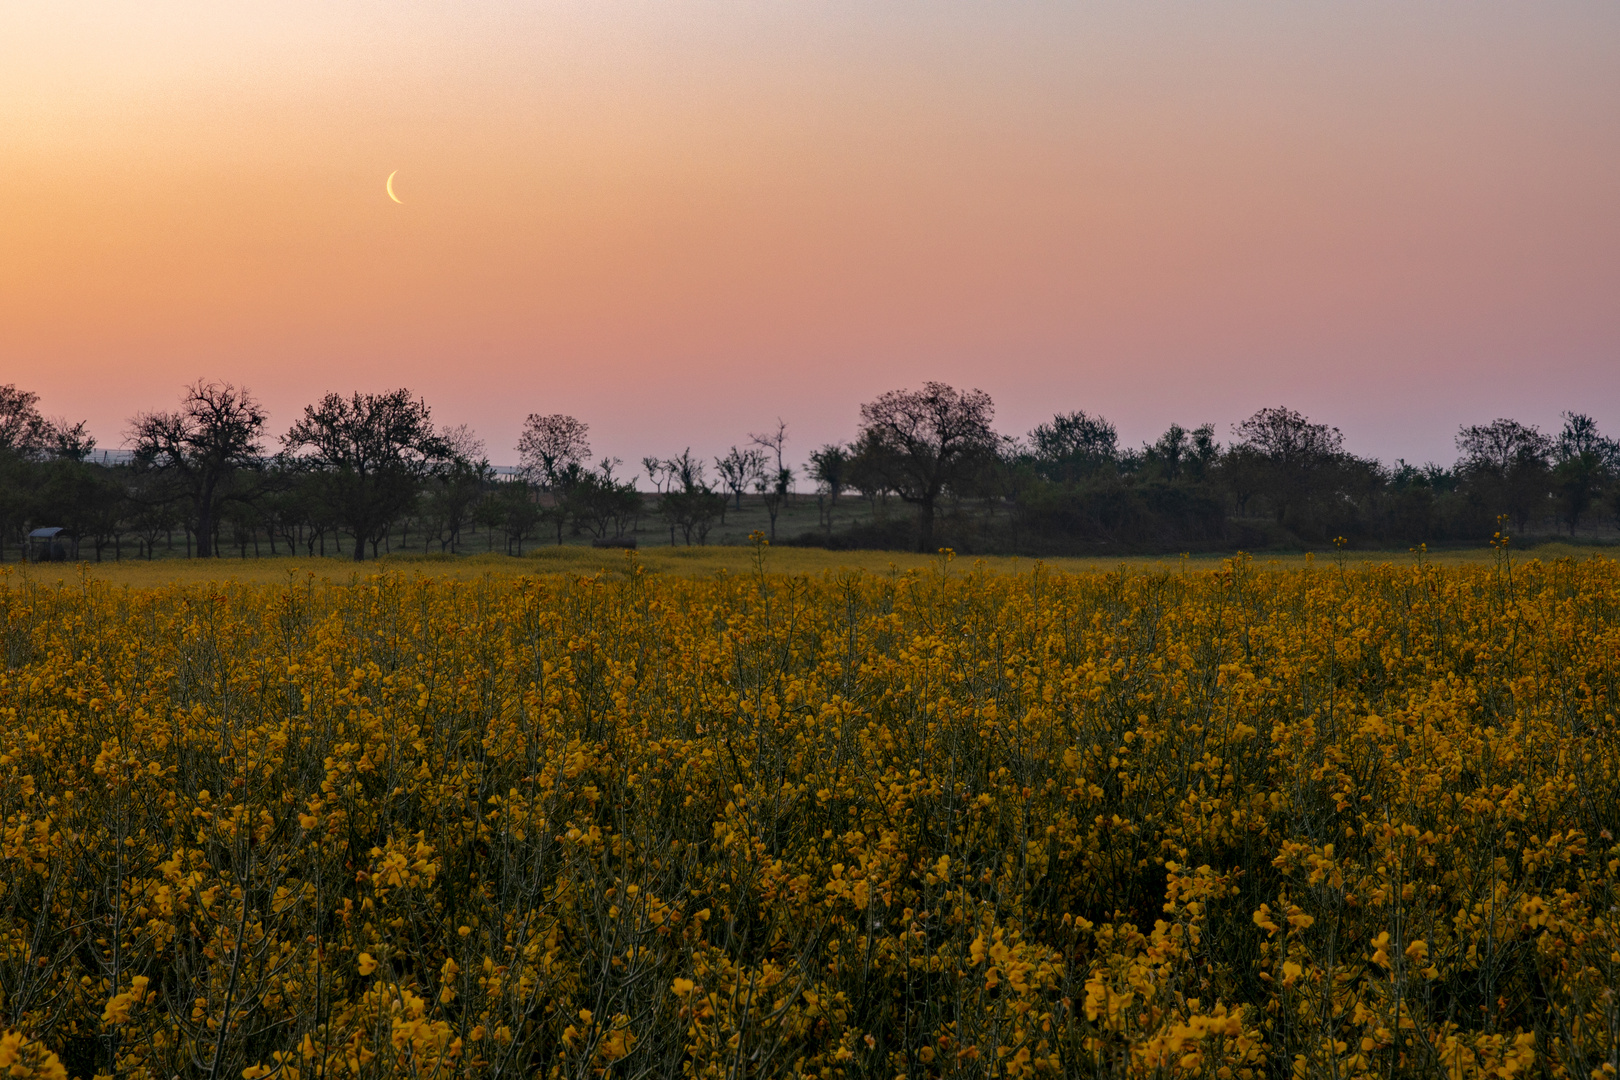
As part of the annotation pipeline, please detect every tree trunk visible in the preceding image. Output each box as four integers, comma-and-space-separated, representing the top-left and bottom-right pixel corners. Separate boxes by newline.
915, 497, 936, 552
196, 499, 213, 557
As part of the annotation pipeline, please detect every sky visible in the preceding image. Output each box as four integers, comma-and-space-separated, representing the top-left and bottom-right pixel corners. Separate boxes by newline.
2, 1, 1617, 475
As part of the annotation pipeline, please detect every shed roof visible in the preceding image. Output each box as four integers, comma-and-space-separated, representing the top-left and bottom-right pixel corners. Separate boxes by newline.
28, 527, 64, 539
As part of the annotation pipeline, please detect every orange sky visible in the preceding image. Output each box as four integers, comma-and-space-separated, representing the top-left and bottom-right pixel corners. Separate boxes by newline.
3, 2, 1618, 470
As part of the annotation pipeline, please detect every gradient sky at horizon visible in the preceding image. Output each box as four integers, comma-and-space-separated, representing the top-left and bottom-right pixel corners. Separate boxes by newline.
3, 1, 1617, 471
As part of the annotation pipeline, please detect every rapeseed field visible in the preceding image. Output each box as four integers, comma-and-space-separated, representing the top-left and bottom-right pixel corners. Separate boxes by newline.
1, 544, 1617, 1079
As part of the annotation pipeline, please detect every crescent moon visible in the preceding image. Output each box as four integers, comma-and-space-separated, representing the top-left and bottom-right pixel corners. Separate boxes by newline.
386, 171, 403, 204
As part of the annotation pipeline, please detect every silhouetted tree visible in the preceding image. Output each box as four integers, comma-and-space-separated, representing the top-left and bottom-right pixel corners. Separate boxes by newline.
1552, 412, 1616, 534
1141, 423, 1218, 482
641, 457, 669, 495
0, 385, 55, 456
1229, 406, 1346, 529
566, 460, 642, 540
44, 456, 121, 560
490, 480, 544, 555
517, 414, 590, 490
0, 386, 54, 560
658, 449, 725, 545
282, 389, 450, 561
844, 443, 892, 517
856, 383, 997, 551
750, 420, 794, 542
715, 447, 766, 511
809, 444, 851, 533
1455, 418, 1553, 534
129, 381, 267, 558
425, 425, 493, 552
1029, 410, 1119, 482
126, 467, 184, 559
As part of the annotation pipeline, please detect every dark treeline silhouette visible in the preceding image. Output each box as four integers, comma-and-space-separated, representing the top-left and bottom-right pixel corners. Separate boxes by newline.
2, 379, 1618, 561
820, 384, 1620, 554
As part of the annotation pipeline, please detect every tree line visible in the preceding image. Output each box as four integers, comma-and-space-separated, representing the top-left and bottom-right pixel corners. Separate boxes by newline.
1, 379, 1617, 561
824, 383, 1620, 553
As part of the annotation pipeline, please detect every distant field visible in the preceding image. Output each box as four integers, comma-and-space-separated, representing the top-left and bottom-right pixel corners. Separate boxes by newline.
3, 538, 1614, 588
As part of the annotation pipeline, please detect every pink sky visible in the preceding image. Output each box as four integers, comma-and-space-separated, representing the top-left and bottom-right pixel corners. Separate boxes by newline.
3, 2, 1617, 473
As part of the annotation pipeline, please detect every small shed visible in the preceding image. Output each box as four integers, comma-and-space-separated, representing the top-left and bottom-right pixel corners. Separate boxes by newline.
27, 527, 76, 563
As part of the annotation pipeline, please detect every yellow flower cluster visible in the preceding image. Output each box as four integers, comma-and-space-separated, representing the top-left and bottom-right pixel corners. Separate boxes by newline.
1, 550, 1619, 1078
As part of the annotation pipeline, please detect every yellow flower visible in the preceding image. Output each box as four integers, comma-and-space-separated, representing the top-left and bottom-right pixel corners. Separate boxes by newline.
1370, 932, 1393, 969
5, 555, 1616, 1075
